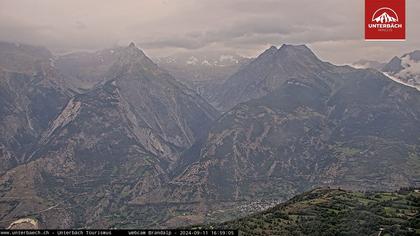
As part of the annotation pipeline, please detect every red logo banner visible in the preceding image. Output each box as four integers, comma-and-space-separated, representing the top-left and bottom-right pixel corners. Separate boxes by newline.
365, 0, 406, 40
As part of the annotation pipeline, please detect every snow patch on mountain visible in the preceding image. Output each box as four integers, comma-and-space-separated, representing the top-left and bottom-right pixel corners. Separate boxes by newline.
186, 56, 199, 65
384, 72, 420, 91
396, 56, 420, 84
219, 55, 239, 64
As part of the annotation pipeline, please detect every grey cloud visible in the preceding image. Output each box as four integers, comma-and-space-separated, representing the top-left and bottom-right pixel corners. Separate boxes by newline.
75, 21, 87, 30
141, 38, 207, 50
0, 0, 419, 63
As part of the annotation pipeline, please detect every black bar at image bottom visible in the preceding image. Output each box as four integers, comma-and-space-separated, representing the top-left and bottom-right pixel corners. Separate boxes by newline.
0, 230, 238, 236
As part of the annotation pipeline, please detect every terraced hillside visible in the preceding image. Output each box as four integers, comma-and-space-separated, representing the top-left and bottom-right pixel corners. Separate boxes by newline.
209, 188, 420, 236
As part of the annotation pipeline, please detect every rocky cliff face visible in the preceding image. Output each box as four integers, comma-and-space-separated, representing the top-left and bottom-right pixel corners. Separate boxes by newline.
0, 83, 171, 228
56, 44, 219, 155
0, 42, 219, 228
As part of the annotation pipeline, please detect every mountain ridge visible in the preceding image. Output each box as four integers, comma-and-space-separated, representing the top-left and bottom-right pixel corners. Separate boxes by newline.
213, 44, 341, 111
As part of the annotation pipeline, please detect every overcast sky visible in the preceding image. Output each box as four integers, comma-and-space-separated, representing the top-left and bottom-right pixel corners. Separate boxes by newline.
0, 0, 419, 63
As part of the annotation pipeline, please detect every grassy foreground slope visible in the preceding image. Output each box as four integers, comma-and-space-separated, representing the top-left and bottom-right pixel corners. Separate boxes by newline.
205, 188, 420, 236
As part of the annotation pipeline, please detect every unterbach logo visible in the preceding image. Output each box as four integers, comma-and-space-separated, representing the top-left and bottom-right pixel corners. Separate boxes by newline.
365, 0, 405, 40
368, 7, 402, 29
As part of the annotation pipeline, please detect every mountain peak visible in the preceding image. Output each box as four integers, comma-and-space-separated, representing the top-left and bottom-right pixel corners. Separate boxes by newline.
279, 43, 306, 48
406, 50, 420, 61
258, 44, 317, 61
383, 56, 403, 73
257, 45, 278, 58
275, 44, 322, 65
105, 43, 158, 73
278, 44, 313, 55
119, 42, 148, 60
125, 42, 143, 53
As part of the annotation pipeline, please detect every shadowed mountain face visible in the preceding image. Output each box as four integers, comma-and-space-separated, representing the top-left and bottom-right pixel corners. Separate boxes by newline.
138, 45, 420, 209
0, 42, 218, 228
0, 42, 53, 73
55, 43, 219, 161
213, 45, 334, 111
0, 42, 71, 175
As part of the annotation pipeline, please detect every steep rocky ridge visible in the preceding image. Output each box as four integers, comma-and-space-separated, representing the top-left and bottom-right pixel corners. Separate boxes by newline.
0, 42, 219, 228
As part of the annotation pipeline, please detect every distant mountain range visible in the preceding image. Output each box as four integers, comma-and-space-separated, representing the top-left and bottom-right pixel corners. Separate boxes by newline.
0, 41, 419, 229
156, 53, 251, 109
353, 50, 420, 90
383, 51, 420, 89
156, 53, 249, 72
